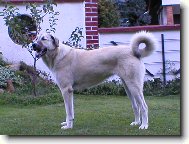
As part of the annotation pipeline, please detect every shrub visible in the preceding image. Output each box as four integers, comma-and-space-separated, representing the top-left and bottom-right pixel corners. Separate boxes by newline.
0, 52, 6, 66
98, 0, 120, 27
76, 78, 181, 97
164, 77, 181, 95
116, 0, 151, 26
143, 78, 181, 96
75, 80, 125, 96
14, 62, 58, 96
0, 65, 22, 88
0, 1, 60, 96
0, 92, 62, 105
0, 77, 180, 105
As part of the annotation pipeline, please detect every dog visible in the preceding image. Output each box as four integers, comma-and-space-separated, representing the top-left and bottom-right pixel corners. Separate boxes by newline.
32, 31, 157, 130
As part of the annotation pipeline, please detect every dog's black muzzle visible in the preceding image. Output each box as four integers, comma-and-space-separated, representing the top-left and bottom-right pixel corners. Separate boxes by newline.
32, 43, 41, 52
32, 43, 47, 58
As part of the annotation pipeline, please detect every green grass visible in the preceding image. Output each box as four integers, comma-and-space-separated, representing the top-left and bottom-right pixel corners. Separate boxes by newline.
0, 95, 180, 136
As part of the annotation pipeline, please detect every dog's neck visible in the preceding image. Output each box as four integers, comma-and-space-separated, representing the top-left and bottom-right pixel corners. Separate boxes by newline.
42, 47, 59, 70
42, 43, 72, 71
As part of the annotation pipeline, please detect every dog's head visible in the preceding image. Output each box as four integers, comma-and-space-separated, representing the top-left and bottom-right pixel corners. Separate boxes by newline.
32, 33, 59, 58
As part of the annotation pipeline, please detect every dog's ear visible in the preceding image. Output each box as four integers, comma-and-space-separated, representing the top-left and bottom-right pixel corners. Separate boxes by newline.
51, 35, 59, 47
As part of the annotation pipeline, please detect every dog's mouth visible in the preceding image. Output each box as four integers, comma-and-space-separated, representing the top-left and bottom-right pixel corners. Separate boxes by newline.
36, 47, 47, 58
32, 43, 47, 58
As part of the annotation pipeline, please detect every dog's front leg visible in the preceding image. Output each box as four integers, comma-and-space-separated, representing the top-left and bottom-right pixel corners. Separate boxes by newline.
60, 86, 74, 130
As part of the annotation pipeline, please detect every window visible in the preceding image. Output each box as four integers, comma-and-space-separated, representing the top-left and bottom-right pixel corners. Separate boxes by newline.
173, 5, 180, 24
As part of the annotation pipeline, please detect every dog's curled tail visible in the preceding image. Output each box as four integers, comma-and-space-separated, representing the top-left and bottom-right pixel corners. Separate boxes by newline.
131, 31, 157, 58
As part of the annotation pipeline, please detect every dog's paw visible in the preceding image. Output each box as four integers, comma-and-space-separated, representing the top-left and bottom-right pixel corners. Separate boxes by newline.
61, 125, 73, 130
139, 124, 148, 130
61, 122, 67, 126
60, 121, 73, 130
130, 121, 141, 126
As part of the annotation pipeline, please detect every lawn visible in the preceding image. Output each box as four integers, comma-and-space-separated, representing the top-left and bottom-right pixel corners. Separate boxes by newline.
0, 94, 180, 136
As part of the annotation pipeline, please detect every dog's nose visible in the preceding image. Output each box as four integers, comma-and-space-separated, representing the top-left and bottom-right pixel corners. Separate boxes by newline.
32, 43, 39, 51
32, 43, 36, 48
32, 43, 37, 48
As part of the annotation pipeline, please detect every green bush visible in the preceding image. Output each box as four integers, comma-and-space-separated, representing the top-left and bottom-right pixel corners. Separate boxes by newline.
14, 72, 59, 96
144, 78, 181, 96
0, 77, 180, 105
76, 78, 180, 97
0, 53, 6, 66
75, 80, 125, 96
98, 0, 120, 27
116, 0, 151, 26
0, 65, 22, 88
0, 92, 62, 105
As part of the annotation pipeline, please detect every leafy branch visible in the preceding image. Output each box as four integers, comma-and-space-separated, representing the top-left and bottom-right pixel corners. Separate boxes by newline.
26, 0, 60, 34
63, 27, 84, 48
0, 0, 60, 96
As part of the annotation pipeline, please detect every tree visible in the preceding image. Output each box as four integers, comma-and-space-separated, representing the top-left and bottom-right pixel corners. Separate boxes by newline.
118, 0, 151, 26
98, 0, 120, 27
0, 0, 59, 96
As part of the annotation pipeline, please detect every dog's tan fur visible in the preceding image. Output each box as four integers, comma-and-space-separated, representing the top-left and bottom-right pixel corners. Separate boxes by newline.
33, 31, 157, 130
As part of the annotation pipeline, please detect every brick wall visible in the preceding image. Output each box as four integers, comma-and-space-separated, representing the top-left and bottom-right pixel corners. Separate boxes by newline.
85, 0, 99, 48
166, 6, 174, 25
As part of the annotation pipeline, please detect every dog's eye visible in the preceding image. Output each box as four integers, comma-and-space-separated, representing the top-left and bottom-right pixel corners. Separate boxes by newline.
41, 36, 47, 41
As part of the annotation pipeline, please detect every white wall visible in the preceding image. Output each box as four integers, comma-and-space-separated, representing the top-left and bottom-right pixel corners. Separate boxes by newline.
99, 30, 180, 81
159, 6, 167, 25
162, 0, 180, 5
0, 2, 86, 78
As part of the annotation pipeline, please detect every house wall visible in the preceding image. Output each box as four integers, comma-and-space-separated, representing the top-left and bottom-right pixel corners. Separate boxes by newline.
162, 0, 180, 5
99, 25, 180, 81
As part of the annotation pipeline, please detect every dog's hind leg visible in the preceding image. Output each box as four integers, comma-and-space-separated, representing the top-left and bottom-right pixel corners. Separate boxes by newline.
124, 80, 148, 129
60, 86, 74, 130
121, 79, 141, 126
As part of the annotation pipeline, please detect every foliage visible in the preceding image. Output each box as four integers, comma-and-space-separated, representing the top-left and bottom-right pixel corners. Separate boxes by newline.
26, 1, 60, 34
0, 0, 60, 96
63, 27, 84, 48
0, 52, 7, 66
98, 0, 120, 27
75, 80, 125, 96
0, 92, 62, 105
164, 60, 178, 75
116, 0, 151, 26
63, 27, 99, 50
0, 53, 22, 88
76, 78, 180, 96
14, 74, 58, 96
14, 61, 58, 96
0, 0, 59, 39
0, 65, 22, 88
23, 1, 60, 59
144, 78, 181, 96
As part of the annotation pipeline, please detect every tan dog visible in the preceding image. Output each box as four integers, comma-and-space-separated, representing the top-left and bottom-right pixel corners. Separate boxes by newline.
32, 31, 157, 130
